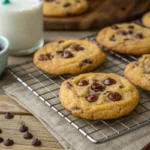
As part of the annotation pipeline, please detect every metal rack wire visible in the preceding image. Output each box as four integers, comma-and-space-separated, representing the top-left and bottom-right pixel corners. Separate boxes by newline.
7, 34, 150, 144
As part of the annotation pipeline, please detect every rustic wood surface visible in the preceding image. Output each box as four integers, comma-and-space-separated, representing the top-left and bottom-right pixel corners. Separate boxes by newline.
44, 0, 150, 30
0, 31, 95, 150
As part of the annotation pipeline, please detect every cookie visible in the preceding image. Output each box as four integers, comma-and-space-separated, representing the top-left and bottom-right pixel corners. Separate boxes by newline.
124, 54, 150, 91
33, 39, 106, 75
59, 73, 139, 120
142, 11, 150, 28
43, 0, 88, 17
96, 23, 150, 55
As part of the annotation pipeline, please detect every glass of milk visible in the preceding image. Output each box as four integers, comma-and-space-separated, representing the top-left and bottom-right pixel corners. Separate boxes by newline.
0, 0, 44, 56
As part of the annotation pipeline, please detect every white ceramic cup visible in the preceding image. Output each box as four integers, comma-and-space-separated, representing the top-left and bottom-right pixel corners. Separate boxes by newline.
0, 36, 9, 76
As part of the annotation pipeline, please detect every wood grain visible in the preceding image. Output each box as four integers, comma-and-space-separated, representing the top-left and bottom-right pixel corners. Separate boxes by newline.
44, 0, 150, 30
0, 95, 64, 150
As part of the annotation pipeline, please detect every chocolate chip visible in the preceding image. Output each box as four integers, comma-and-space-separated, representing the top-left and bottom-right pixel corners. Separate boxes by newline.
5, 112, 14, 119
79, 59, 92, 67
19, 124, 28, 132
135, 33, 144, 39
117, 30, 128, 35
78, 80, 89, 86
124, 38, 129, 41
71, 107, 80, 110
70, 44, 84, 51
128, 25, 134, 29
66, 82, 72, 89
91, 82, 105, 92
0, 137, 3, 143
38, 54, 54, 61
0, 129, 2, 134
23, 132, 33, 139
110, 35, 116, 41
58, 40, 64, 43
103, 78, 116, 86
86, 94, 98, 103
134, 61, 139, 67
56, 50, 64, 55
76, 0, 80, 2
111, 25, 119, 30
32, 138, 42, 147
128, 30, 133, 34
62, 51, 74, 58
63, 2, 71, 7
141, 142, 150, 150
108, 92, 122, 101
3, 139, 14, 146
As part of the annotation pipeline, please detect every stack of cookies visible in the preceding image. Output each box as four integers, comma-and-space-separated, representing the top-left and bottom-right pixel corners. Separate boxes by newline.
33, 11, 150, 120
43, 0, 89, 17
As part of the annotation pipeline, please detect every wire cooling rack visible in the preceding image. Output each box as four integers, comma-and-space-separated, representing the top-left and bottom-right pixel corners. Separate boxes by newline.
7, 33, 150, 144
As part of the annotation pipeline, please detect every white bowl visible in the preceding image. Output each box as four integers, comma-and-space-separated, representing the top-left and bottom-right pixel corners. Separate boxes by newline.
0, 36, 9, 76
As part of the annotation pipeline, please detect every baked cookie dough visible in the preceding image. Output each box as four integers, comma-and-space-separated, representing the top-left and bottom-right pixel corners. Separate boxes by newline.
33, 39, 106, 75
43, 0, 88, 17
59, 73, 139, 120
124, 54, 150, 91
142, 11, 150, 28
96, 23, 150, 55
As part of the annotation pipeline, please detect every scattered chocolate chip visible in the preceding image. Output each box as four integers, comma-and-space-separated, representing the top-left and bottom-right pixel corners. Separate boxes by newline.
63, 2, 71, 7
128, 30, 133, 34
128, 25, 134, 29
87, 94, 98, 103
78, 80, 89, 86
141, 142, 150, 150
0, 129, 2, 134
32, 138, 42, 147
135, 33, 144, 39
108, 92, 122, 101
23, 132, 33, 139
111, 25, 119, 30
117, 30, 128, 35
58, 40, 64, 43
3, 139, 14, 146
0, 137, 3, 143
70, 44, 84, 51
5, 112, 14, 119
91, 82, 105, 92
103, 78, 116, 86
66, 82, 72, 89
62, 51, 74, 58
71, 107, 80, 110
121, 7, 126, 11
110, 35, 116, 41
19, 124, 28, 132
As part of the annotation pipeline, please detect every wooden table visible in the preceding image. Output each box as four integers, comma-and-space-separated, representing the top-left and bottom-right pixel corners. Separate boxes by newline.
0, 31, 96, 150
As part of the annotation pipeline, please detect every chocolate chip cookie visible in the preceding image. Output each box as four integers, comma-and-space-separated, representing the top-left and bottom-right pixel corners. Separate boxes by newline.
124, 54, 150, 91
96, 23, 150, 55
43, 0, 88, 17
142, 11, 150, 28
33, 40, 106, 75
59, 73, 139, 120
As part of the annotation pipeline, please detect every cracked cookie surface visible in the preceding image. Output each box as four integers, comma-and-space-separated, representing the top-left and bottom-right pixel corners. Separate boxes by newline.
59, 73, 139, 120
124, 54, 150, 91
43, 0, 88, 17
33, 39, 106, 75
96, 23, 150, 55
